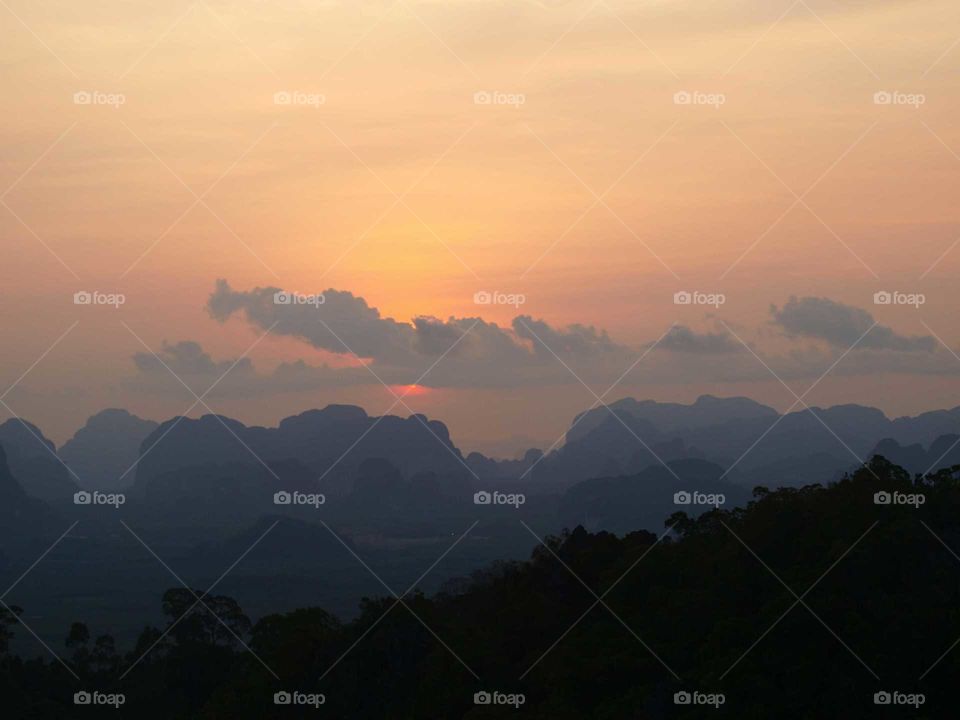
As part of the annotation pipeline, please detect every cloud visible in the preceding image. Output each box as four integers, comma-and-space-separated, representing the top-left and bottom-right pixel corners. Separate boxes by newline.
770, 296, 936, 352
208, 279, 417, 365
512, 316, 623, 358
131, 340, 371, 397
196, 281, 959, 394
205, 279, 637, 387
658, 326, 742, 354
133, 341, 255, 378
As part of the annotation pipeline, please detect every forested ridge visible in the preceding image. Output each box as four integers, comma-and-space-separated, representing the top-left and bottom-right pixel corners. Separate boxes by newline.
3, 456, 957, 718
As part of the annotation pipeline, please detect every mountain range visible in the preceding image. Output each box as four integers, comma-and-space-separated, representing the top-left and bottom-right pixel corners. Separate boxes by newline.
524, 395, 960, 489
4, 396, 960, 509
2, 395, 959, 655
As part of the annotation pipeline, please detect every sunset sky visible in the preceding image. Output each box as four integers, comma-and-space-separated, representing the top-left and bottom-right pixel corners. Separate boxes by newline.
3, 0, 960, 454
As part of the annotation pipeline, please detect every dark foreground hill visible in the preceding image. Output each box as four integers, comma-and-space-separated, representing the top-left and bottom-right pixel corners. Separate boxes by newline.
3, 456, 960, 717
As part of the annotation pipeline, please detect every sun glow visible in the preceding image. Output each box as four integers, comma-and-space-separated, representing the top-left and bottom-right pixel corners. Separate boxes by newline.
391, 384, 432, 398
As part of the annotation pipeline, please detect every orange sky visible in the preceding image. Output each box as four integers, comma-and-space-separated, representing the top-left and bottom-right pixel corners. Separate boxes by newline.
2, 0, 960, 453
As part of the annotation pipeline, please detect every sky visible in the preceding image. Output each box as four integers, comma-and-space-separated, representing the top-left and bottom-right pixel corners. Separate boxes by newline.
2, 0, 960, 456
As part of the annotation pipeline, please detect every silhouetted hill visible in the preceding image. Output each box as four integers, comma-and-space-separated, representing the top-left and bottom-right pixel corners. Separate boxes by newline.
466, 448, 542, 479
19, 398, 960, 505
558, 458, 748, 534
0, 419, 78, 502
867, 434, 960, 475
0, 443, 58, 541
59, 409, 158, 491
530, 413, 682, 483
890, 406, 960, 444
674, 403, 890, 475
532, 397, 960, 488
132, 406, 470, 493
0, 445, 25, 503
566, 394, 778, 443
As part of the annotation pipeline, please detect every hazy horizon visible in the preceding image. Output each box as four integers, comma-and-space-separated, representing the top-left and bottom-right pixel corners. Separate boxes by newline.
20, 389, 960, 461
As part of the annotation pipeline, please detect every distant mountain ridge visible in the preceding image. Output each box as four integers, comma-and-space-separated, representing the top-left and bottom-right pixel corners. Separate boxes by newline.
522, 396, 960, 487
0, 419, 79, 502
867, 435, 960, 475
131, 405, 469, 494
60, 409, 158, 491
566, 394, 778, 443
0, 442, 60, 539
8, 396, 960, 506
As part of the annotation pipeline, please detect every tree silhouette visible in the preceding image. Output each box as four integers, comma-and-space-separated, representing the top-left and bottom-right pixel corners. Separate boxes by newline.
64, 621, 90, 672
0, 604, 21, 657
161, 588, 251, 649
